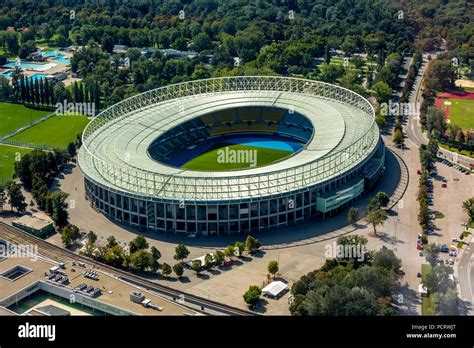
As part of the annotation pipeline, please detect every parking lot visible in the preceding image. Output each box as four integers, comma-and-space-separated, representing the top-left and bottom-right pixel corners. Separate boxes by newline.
420, 157, 473, 268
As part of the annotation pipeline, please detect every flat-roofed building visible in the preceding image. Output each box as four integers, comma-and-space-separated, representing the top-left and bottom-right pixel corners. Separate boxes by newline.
12, 216, 54, 238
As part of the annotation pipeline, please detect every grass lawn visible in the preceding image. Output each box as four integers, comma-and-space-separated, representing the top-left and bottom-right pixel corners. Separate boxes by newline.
421, 264, 435, 315
444, 98, 474, 130
0, 144, 32, 185
181, 144, 293, 171
439, 143, 474, 159
0, 103, 52, 137
422, 296, 436, 316
9, 115, 90, 149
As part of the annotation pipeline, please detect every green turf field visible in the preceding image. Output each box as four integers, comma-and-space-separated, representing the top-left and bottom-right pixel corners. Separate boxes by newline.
181, 143, 293, 171
0, 103, 52, 137
445, 98, 474, 130
8, 115, 90, 149
0, 144, 32, 184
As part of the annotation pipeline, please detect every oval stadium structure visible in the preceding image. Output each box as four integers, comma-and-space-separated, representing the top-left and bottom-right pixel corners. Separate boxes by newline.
78, 76, 385, 236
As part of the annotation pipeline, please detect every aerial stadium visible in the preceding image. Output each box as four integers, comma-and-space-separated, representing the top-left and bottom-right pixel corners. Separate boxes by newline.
78, 76, 385, 236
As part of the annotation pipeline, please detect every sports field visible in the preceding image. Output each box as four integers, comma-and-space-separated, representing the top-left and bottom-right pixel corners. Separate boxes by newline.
9, 115, 90, 149
182, 144, 293, 171
179, 134, 302, 171
0, 103, 52, 137
436, 91, 474, 130
446, 99, 474, 130
0, 144, 32, 184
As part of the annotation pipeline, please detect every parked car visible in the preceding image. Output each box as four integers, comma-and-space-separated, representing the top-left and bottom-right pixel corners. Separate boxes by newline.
441, 183, 447, 188
440, 244, 449, 253
449, 259, 454, 265
417, 169, 422, 175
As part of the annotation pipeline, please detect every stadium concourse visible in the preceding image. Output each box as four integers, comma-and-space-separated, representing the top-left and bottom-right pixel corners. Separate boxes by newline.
78, 76, 385, 236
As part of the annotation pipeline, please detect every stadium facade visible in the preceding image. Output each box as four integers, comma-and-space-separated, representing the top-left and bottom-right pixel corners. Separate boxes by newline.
78, 76, 385, 236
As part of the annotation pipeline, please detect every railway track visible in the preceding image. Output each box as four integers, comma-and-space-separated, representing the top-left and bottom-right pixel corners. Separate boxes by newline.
0, 222, 256, 316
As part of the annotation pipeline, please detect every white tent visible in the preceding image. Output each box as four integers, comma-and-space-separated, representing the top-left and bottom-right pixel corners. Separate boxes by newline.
262, 281, 288, 298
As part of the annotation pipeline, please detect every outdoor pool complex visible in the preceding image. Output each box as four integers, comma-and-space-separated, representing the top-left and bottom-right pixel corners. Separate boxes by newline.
79, 76, 385, 236
44, 50, 70, 64
4, 61, 56, 71
1, 71, 46, 81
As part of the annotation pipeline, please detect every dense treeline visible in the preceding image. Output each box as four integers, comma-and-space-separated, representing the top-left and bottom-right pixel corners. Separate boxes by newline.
290, 235, 401, 316
0, 0, 416, 108
399, 0, 473, 68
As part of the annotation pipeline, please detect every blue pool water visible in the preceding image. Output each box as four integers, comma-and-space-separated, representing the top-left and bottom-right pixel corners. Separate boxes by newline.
28, 74, 47, 81
1, 71, 46, 81
43, 50, 70, 64
43, 50, 59, 57
5, 61, 45, 69
52, 55, 70, 64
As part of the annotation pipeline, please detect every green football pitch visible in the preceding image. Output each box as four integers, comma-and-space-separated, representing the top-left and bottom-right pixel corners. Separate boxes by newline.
181, 143, 293, 171
0, 144, 32, 184
0, 103, 52, 137
444, 98, 474, 130
9, 115, 90, 149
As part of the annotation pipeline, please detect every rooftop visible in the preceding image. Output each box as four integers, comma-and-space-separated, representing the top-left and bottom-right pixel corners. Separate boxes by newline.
79, 76, 379, 201
0, 241, 195, 316
12, 215, 52, 230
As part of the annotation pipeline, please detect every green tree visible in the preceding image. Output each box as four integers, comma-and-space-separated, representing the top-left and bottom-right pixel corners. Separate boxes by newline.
48, 191, 69, 228
5, 181, 27, 213
268, 261, 279, 279
243, 285, 261, 307
150, 246, 161, 271
61, 225, 80, 248
234, 241, 245, 256
86, 231, 97, 245
348, 207, 359, 225
374, 192, 390, 208
106, 235, 118, 249
104, 244, 126, 268
424, 243, 440, 267
174, 243, 190, 261
224, 245, 235, 258
213, 250, 225, 266
461, 197, 474, 222
365, 208, 386, 236
372, 81, 392, 103
0, 184, 5, 211
191, 259, 202, 275
161, 262, 172, 277
204, 254, 214, 270
173, 262, 184, 278
393, 128, 404, 147
425, 264, 455, 294
245, 235, 261, 254
372, 246, 401, 273
129, 249, 154, 272
432, 288, 459, 315
129, 235, 149, 254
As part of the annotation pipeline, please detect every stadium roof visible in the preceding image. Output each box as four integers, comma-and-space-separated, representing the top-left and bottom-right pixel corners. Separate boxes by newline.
79, 76, 379, 201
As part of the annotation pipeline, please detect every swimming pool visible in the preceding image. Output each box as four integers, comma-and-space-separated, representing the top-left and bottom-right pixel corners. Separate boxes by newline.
52, 54, 70, 64
1, 71, 46, 81
44, 50, 70, 64
4, 61, 56, 71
